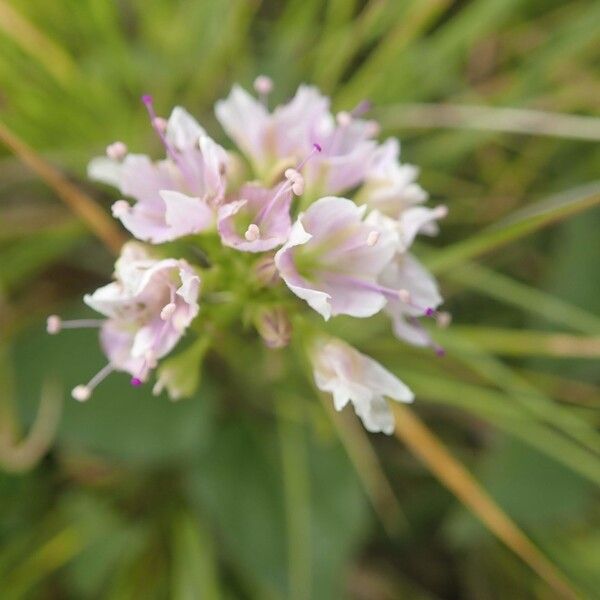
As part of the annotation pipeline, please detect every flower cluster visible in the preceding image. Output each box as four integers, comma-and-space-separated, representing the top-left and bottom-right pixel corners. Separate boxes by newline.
48, 77, 449, 434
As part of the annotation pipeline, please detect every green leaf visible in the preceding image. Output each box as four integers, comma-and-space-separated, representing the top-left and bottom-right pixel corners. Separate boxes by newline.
12, 318, 215, 465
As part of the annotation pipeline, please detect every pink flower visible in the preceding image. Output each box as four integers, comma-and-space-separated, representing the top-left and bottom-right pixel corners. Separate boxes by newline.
88, 103, 228, 243
54, 243, 200, 400
357, 138, 428, 218
311, 337, 413, 434
217, 182, 293, 252
215, 84, 330, 176
366, 204, 447, 253
302, 111, 379, 196
380, 253, 444, 351
274, 197, 396, 320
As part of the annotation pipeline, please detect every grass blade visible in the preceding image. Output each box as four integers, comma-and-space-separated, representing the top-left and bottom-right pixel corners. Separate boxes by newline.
444, 261, 600, 334
319, 391, 408, 536
444, 326, 600, 358
0, 0, 77, 86
427, 182, 600, 273
277, 401, 312, 600
0, 120, 125, 254
377, 103, 600, 141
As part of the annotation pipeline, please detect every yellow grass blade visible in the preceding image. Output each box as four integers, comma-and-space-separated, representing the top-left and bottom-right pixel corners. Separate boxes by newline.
0, 0, 78, 86
0, 121, 125, 254
393, 404, 580, 599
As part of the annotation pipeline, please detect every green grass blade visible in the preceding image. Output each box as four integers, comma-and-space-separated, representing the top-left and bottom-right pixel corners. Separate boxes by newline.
427, 182, 600, 273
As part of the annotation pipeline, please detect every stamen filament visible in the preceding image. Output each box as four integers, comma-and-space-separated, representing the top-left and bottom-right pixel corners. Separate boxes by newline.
408, 317, 445, 357
254, 144, 322, 223
61, 319, 105, 329
141, 95, 197, 191
351, 99, 372, 118
87, 362, 115, 390
72, 362, 114, 401
254, 75, 273, 108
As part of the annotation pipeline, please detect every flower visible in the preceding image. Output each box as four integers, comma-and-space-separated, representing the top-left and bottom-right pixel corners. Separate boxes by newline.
215, 84, 329, 177
88, 103, 228, 243
53, 78, 450, 422
357, 138, 428, 218
59, 242, 201, 399
311, 337, 413, 434
380, 253, 444, 350
301, 110, 380, 196
217, 182, 293, 252
275, 196, 396, 320
366, 204, 447, 253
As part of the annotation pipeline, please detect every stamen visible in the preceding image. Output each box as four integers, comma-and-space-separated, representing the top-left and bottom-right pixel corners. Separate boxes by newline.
72, 385, 91, 402
350, 99, 373, 118
336, 111, 352, 127
292, 180, 304, 195
366, 231, 380, 246
434, 205, 449, 219
245, 223, 261, 241
397, 289, 411, 304
326, 275, 411, 302
153, 117, 167, 133
46, 315, 62, 334
145, 350, 158, 369
294, 142, 322, 171
395, 294, 441, 320
254, 75, 273, 108
407, 316, 446, 358
111, 200, 130, 218
284, 168, 305, 195
47, 315, 105, 334
106, 141, 128, 161
142, 94, 196, 191
436, 311, 452, 328
254, 144, 321, 224
72, 362, 114, 401
364, 120, 380, 137
160, 302, 177, 320
142, 95, 177, 161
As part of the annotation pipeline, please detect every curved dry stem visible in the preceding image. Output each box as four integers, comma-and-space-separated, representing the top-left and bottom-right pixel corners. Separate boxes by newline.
392, 404, 580, 600
0, 120, 125, 255
0, 379, 63, 473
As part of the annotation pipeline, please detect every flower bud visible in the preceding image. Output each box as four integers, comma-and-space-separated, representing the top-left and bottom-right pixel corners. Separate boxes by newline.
252, 256, 280, 287
254, 306, 292, 349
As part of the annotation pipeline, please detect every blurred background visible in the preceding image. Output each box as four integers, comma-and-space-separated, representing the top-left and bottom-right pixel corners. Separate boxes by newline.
0, 1, 599, 598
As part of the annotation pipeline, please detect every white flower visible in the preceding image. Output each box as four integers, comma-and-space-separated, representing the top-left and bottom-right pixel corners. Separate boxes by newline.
310, 337, 413, 434
275, 197, 396, 320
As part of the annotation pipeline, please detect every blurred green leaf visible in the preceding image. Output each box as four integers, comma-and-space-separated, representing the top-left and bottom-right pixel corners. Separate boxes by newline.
12, 319, 215, 465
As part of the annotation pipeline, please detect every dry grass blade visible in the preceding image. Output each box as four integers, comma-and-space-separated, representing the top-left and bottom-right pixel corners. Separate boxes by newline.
392, 404, 580, 600
377, 103, 600, 141
0, 121, 125, 255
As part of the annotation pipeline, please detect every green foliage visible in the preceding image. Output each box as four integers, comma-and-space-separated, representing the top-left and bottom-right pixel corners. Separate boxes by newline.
1, 0, 599, 597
